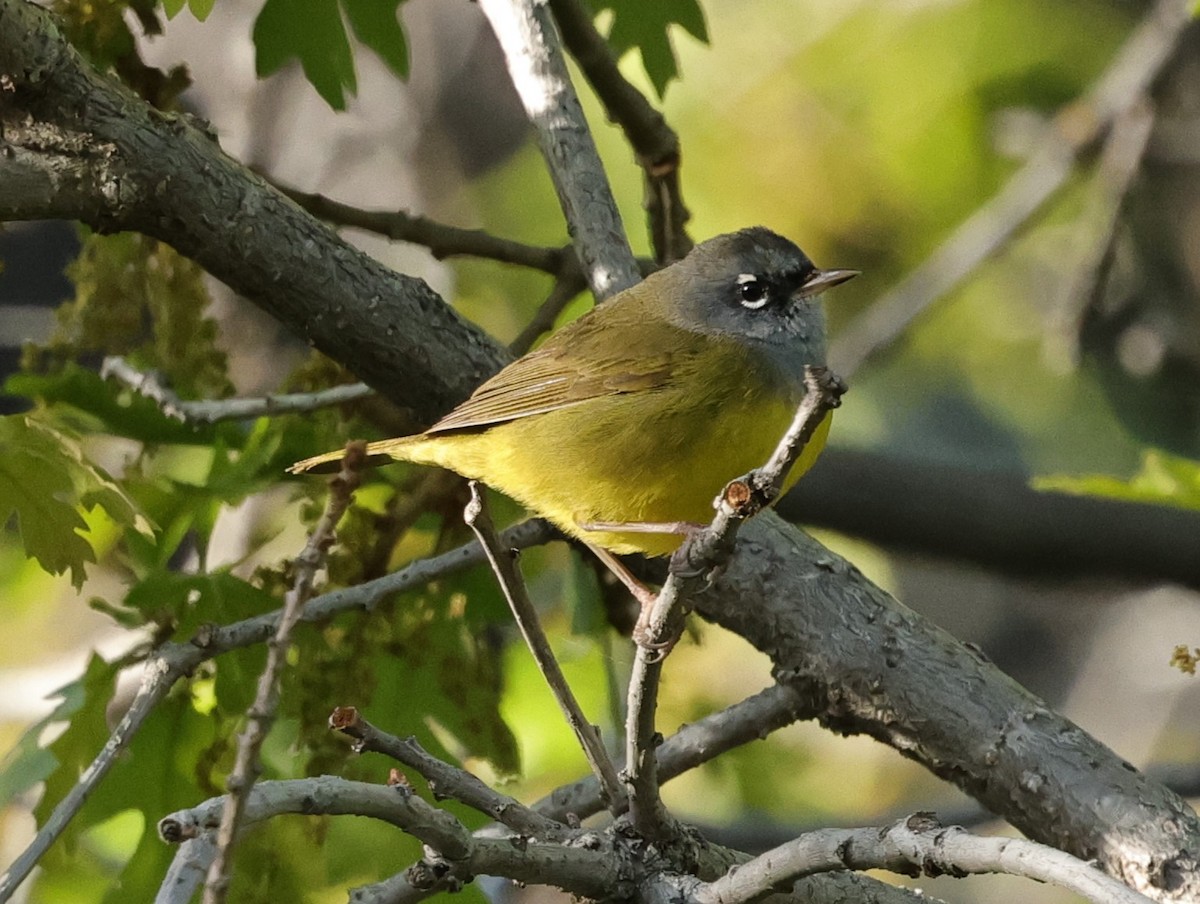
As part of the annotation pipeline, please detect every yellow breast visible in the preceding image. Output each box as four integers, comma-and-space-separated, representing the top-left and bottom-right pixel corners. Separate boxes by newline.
402, 385, 832, 557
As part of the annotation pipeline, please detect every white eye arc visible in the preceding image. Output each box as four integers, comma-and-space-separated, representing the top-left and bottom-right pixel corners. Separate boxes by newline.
736, 273, 769, 309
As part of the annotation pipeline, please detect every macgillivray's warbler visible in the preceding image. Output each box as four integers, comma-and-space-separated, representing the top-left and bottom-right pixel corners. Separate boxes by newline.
290, 227, 857, 605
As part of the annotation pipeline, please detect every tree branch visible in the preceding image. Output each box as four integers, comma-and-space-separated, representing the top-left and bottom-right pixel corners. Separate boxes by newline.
690, 814, 1155, 904
203, 444, 365, 904
549, 0, 693, 262
698, 513, 1200, 901
830, 0, 1192, 376
329, 705, 566, 839
0, 0, 508, 425
464, 485, 625, 811
476, 0, 640, 299
159, 776, 473, 859
277, 184, 571, 275
159, 778, 623, 901
101, 356, 375, 423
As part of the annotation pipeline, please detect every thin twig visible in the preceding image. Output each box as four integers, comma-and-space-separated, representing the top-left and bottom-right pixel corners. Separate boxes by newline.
549, 0, 693, 263
830, 0, 1192, 376
277, 184, 571, 275
477, 0, 641, 299
691, 813, 1156, 904
463, 484, 626, 811
329, 705, 567, 838
1052, 97, 1156, 362
101, 356, 375, 424
623, 367, 846, 839
203, 443, 366, 904
508, 272, 587, 355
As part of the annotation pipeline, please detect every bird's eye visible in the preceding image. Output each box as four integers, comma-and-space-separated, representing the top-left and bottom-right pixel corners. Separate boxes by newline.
736, 274, 769, 309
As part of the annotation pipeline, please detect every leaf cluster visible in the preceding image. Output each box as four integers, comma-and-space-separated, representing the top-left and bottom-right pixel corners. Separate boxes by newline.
1, 227, 527, 901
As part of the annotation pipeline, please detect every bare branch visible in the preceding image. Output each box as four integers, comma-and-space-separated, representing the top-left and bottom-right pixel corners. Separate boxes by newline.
204, 444, 366, 904
464, 484, 626, 811
549, 0, 692, 262
477, 0, 640, 298
101, 356, 374, 423
692, 814, 1155, 904
160, 778, 621, 901
277, 184, 571, 275
623, 368, 845, 838
328, 705, 566, 839
830, 0, 1192, 376
159, 776, 472, 859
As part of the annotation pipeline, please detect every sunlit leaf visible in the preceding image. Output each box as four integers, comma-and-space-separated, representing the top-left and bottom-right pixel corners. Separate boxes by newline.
0, 416, 149, 587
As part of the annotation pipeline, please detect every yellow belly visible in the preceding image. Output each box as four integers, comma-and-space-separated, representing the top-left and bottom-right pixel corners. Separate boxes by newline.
402, 395, 832, 557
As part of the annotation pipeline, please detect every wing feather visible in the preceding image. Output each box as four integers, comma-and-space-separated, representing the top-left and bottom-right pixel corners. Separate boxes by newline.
426, 294, 691, 435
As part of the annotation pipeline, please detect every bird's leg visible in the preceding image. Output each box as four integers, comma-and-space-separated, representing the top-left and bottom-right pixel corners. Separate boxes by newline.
585, 543, 674, 654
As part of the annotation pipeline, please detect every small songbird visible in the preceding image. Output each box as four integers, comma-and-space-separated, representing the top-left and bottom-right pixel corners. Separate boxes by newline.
291, 227, 856, 564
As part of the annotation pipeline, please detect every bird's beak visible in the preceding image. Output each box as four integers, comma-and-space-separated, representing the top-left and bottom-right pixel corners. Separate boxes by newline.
795, 268, 860, 299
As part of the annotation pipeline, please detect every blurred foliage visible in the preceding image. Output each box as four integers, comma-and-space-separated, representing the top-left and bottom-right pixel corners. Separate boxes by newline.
1035, 448, 1200, 512
4, 1, 1200, 903
53, 0, 191, 106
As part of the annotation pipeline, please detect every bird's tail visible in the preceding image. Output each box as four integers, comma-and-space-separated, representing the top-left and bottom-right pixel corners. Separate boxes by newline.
288, 435, 420, 475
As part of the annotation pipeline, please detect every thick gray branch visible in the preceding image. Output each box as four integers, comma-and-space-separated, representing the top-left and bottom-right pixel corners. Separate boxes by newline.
698, 513, 1200, 902
0, 0, 506, 425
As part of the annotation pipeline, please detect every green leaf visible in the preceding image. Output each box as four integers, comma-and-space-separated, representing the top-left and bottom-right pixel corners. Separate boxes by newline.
253, 0, 358, 109
188, 0, 216, 20
5, 366, 221, 446
0, 416, 149, 587
343, 0, 408, 79
592, 0, 708, 97
115, 569, 279, 637
1034, 449, 1200, 512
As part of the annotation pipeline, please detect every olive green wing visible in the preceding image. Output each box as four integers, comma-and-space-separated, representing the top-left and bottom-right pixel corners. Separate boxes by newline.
426, 299, 693, 435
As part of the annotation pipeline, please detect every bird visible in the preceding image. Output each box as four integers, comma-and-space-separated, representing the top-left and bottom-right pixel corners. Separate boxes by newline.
291, 227, 856, 607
